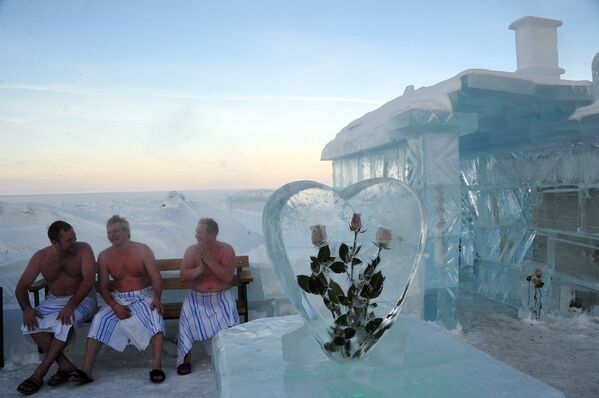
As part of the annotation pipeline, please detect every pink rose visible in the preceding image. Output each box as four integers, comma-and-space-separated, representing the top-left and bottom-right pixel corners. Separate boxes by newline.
375, 227, 392, 249
534, 268, 543, 278
350, 213, 362, 232
310, 224, 327, 247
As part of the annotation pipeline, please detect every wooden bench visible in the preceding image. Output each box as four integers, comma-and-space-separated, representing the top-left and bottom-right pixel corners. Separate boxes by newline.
28, 255, 253, 323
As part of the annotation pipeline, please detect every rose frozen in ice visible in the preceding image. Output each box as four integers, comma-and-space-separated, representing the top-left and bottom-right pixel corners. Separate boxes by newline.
310, 224, 327, 247
535, 268, 543, 279
375, 227, 392, 250
349, 213, 362, 232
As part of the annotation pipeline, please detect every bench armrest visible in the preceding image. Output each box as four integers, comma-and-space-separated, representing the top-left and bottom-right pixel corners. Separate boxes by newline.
238, 270, 253, 284
28, 279, 49, 293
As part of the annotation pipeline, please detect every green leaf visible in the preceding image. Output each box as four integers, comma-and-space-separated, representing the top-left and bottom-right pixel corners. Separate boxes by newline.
339, 243, 350, 263
308, 277, 320, 294
370, 286, 384, 299
338, 295, 350, 306
315, 273, 328, 295
370, 271, 384, 292
330, 261, 347, 273
318, 245, 331, 262
347, 284, 356, 301
328, 280, 343, 303
365, 318, 383, 334
363, 263, 374, 279
335, 314, 348, 326
352, 257, 362, 266
344, 327, 356, 339
355, 245, 361, 255
323, 296, 335, 313
333, 336, 346, 346
327, 290, 339, 304
310, 256, 318, 262
297, 275, 312, 293
359, 284, 369, 298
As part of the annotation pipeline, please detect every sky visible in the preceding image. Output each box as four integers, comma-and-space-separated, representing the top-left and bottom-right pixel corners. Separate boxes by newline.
1, 0, 598, 195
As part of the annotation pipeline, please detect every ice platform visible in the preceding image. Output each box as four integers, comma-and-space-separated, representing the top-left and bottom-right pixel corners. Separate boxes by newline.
213, 315, 564, 398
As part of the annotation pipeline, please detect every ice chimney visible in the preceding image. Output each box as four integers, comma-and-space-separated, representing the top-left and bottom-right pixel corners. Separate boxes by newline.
509, 16, 565, 81
592, 52, 599, 100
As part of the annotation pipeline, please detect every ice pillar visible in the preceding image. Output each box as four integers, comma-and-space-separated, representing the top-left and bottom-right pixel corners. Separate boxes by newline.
592, 52, 599, 101
409, 133, 461, 329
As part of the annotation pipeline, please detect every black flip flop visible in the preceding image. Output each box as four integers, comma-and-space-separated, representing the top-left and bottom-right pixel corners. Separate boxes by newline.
17, 376, 43, 395
150, 369, 166, 383
70, 369, 94, 384
177, 362, 191, 375
47, 369, 71, 387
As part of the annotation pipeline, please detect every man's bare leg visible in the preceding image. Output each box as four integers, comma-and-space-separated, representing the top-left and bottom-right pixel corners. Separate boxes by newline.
183, 351, 192, 364
28, 329, 73, 381
151, 332, 163, 370
82, 338, 102, 378
30, 331, 77, 372
148, 333, 165, 382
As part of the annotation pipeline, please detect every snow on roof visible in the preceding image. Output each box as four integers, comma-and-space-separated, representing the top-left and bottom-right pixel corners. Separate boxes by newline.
321, 72, 462, 160
322, 68, 591, 160
571, 100, 599, 121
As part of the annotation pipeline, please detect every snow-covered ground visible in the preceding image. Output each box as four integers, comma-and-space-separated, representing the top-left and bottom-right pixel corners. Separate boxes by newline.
457, 289, 599, 398
1, 190, 598, 397
0, 320, 217, 397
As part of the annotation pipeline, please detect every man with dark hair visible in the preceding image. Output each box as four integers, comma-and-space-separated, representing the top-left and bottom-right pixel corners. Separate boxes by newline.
82, 215, 165, 383
15, 221, 97, 395
176, 218, 239, 375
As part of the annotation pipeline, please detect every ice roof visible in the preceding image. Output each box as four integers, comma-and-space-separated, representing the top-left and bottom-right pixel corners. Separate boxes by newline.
321, 69, 592, 160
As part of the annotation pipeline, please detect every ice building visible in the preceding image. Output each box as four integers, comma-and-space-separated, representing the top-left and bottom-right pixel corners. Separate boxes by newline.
321, 16, 599, 328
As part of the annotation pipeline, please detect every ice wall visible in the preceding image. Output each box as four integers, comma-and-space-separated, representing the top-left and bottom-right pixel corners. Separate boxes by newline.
461, 141, 599, 313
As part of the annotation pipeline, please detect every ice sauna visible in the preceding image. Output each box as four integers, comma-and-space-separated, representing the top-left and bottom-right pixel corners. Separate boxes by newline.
321, 16, 599, 327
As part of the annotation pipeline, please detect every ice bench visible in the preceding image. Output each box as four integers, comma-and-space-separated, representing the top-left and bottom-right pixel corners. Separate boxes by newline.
28, 255, 253, 323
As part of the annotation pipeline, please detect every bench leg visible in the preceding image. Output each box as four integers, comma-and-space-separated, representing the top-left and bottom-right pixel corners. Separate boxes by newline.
1, 287, 4, 368
33, 290, 44, 354
240, 286, 249, 323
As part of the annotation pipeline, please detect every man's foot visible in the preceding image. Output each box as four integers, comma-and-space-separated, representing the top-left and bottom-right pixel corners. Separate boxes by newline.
69, 369, 94, 384
150, 369, 166, 383
17, 376, 43, 395
47, 369, 71, 387
177, 362, 191, 376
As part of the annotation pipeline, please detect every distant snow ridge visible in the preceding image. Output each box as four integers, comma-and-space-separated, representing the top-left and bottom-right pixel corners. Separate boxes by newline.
161, 191, 188, 208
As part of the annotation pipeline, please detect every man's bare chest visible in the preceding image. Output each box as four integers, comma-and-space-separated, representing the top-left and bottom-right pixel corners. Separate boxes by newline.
107, 252, 146, 278
41, 255, 81, 281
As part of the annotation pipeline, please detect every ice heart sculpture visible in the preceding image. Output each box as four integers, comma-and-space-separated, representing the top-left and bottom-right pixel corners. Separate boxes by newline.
263, 178, 426, 361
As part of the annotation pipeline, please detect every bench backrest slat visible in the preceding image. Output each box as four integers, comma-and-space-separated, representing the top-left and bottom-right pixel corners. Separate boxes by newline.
156, 258, 182, 271
157, 256, 249, 271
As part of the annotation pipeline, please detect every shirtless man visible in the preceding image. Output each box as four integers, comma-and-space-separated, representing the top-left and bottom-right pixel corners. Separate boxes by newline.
15, 221, 96, 395
176, 218, 239, 375
82, 215, 165, 383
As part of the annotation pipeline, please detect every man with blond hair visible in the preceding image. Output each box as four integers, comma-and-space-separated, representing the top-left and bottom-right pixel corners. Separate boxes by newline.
81, 215, 165, 383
